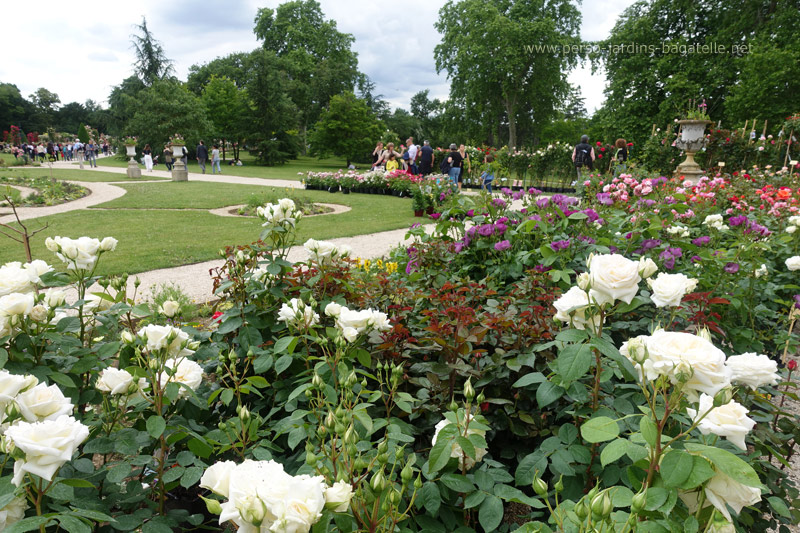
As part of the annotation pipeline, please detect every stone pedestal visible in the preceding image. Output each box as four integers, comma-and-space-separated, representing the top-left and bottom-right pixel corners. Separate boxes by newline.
674, 119, 711, 182
127, 159, 141, 179
172, 159, 188, 181
674, 150, 705, 182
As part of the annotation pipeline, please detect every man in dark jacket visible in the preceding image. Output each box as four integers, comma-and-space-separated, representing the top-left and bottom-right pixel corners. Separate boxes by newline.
196, 141, 209, 173
572, 135, 595, 178
419, 140, 434, 175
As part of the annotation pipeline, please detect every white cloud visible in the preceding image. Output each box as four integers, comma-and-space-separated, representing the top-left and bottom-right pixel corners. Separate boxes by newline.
0, 0, 635, 117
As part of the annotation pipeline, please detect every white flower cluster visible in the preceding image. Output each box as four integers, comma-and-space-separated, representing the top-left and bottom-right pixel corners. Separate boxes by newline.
278, 298, 320, 330
0, 260, 52, 297
158, 300, 181, 318
786, 256, 800, 271
431, 415, 488, 470
0, 260, 65, 337
257, 198, 301, 227
703, 214, 728, 231
134, 324, 203, 397
324, 302, 391, 342
679, 471, 761, 523
95, 367, 137, 396
754, 264, 768, 278
686, 394, 755, 450
45, 236, 117, 271
200, 459, 353, 532
137, 324, 192, 358
304, 239, 352, 266
787, 215, 800, 234
0, 370, 88, 487
666, 224, 690, 237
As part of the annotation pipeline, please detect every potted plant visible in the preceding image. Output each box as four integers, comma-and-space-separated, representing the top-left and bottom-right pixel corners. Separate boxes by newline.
675, 99, 712, 180
123, 136, 138, 158
411, 187, 427, 216
170, 134, 186, 158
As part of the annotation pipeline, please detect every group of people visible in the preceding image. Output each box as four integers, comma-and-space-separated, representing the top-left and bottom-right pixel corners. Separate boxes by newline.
10, 140, 108, 167
370, 137, 497, 192
138, 140, 222, 173
572, 135, 629, 177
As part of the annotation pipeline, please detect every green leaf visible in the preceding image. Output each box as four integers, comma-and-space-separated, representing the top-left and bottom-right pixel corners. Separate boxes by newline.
275, 354, 293, 375
57, 515, 91, 533
355, 348, 371, 368
5, 516, 52, 533
515, 450, 548, 486
767, 496, 791, 518
463, 490, 486, 509
479, 495, 504, 532
146, 415, 166, 439
536, 381, 563, 408
181, 466, 204, 489
601, 438, 628, 467
639, 416, 658, 448
162, 466, 185, 484
106, 464, 131, 484
428, 440, 453, 473
274, 336, 297, 354
216, 316, 243, 335
660, 450, 694, 488
420, 482, 441, 515
49, 373, 77, 389
58, 478, 95, 488
557, 343, 592, 383
644, 487, 670, 511
555, 329, 588, 343
512, 372, 546, 388
441, 473, 475, 493
581, 416, 620, 443
684, 444, 762, 488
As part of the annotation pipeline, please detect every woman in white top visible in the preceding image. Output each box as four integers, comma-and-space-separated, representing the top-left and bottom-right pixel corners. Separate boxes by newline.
143, 144, 154, 172
211, 145, 221, 174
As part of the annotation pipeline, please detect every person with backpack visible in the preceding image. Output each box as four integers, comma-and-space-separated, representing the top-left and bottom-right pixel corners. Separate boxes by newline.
445, 143, 463, 190
572, 135, 595, 178
611, 138, 628, 176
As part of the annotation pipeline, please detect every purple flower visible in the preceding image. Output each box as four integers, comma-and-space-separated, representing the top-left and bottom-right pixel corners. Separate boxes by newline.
466, 209, 475, 217
691, 255, 702, 263
454, 241, 467, 253
625, 232, 633, 240
492, 198, 507, 208
609, 246, 619, 254
582, 209, 600, 223
405, 260, 418, 275
641, 238, 662, 250
724, 262, 740, 273
564, 209, 577, 217
501, 187, 513, 197
494, 240, 511, 251
729, 215, 748, 227
667, 247, 683, 258
513, 191, 524, 201
528, 187, 542, 195
536, 197, 550, 208
692, 236, 711, 246
497, 216, 509, 224
745, 220, 772, 237
596, 192, 613, 206
551, 239, 571, 251
410, 223, 422, 229
466, 227, 478, 238
534, 264, 552, 273
478, 224, 494, 237
494, 222, 508, 235
578, 235, 596, 244
528, 214, 542, 222
639, 199, 656, 207
794, 295, 800, 310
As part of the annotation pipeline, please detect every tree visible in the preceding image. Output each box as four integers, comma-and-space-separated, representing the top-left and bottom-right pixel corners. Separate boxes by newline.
253, 1, 359, 151
410, 90, 445, 146
56, 102, 90, 134
77, 124, 90, 143
131, 17, 174, 86
28, 88, 61, 131
356, 74, 389, 117
0, 83, 31, 131
125, 80, 212, 155
201, 75, 249, 160
594, 0, 800, 142
383, 109, 422, 143
108, 76, 147, 136
435, 0, 582, 148
187, 52, 257, 95
309, 92, 382, 167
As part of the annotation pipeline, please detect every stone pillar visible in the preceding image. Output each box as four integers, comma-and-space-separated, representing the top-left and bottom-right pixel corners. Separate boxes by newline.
125, 145, 141, 179
171, 145, 188, 181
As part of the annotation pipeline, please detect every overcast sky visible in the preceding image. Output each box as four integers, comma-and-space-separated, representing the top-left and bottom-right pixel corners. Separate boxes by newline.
1, 0, 635, 115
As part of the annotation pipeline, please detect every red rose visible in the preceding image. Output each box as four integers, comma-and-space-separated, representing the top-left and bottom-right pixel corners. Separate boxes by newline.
598, 154, 603, 158
480, 402, 489, 412
627, 142, 634, 146
600, 147, 606, 152
596, 141, 602, 146
789, 360, 798, 371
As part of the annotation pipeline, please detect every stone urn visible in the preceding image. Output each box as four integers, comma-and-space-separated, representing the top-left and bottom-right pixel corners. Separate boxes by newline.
170, 144, 188, 182
125, 144, 141, 179
674, 119, 711, 182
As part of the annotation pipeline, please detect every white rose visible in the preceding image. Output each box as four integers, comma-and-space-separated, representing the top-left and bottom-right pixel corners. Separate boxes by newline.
640, 330, 731, 400
638, 257, 659, 279
789, 215, 800, 227
431, 415, 488, 470
6, 415, 89, 486
277, 299, 319, 329
15, 382, 74, 422
44, 237, 59, 252
324, 302, 343, 318
137, 324, 190, 356
587, 254, 642, 305
341, 326, 359, 343
200, 460, 236, 498
96, 367, 135, 395
0, 315, 11, 338
647, 272, 698, 307
686, 394, 755, 450
159, 300, 181, 318
22, 260, 52, 284
0, 370, 38, 404
0, 293, 35, 317
304, 239, 349, 265
120, 330, 135, 344
29, 304, 48, 323
786, 256, 800, 271
99, 236, 118, 251
0, 496, 27, 530
43, 289, 66, 308
553, 286, 601, 331
679, 471, 761, 522
281, 474, 327, 529
160, 357, 204, 398
788, 226, 798, 234
325, 481, 353, 512
370, 310, 391, 332
726, 353, 779, 390
754, 264, 768, 278
336, 308, 373, 332
0, 262, 35, 296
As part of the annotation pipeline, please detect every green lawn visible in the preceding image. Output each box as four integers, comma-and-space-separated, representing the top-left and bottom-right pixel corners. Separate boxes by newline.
0, 167, 167, 182
0, 193, 417, 276
90, 155, 358, 181
93, 182, 336, 210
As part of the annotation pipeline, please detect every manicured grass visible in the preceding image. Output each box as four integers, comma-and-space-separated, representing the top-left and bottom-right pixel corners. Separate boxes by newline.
0, 167, 167, 182
0, 195, 418, 276
93, 182, 333, 210
91, 155, 358, 181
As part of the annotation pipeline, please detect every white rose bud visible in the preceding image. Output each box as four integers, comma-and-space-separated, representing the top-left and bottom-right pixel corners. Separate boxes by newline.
787, 226, 797, 234
120, 330, 134, 344
325, 481, 354, 512
99, 237, 118, 252
43, 289, 66, 308
576, 272, 591, 290
638, 257, 658, 279
159, 300, 181, 318
29, 305, 48, 323
44, 237, 59, 252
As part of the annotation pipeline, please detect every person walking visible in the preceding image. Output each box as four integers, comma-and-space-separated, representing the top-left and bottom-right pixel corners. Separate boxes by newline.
481, 153, 496, 193
85, 141, 98, 168
446, 143, 463, 190
458, 144, 470, 185
196, 140, 208, 174
406, 137, 419, 174
162, 145, 173, 171
371, 141, 384, 170
36, 143, 46, 162
611, 138, 628, 176
419, 140, 434, 175
211, 144, 221, 174
143, 144, 153, 172
572, 135, 595, 179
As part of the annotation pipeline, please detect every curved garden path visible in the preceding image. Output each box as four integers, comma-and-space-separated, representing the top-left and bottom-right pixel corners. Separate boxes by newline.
4, 160, 431, 303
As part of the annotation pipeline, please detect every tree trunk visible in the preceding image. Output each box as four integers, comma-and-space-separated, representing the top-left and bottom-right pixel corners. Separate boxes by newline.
221, 138, 226, 161
505, 99, 517, 150
300, 123, 308, 155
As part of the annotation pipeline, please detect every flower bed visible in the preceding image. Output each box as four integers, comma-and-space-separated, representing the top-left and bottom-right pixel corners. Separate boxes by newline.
1, 167, 800, 532
0, 175, 88, 207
